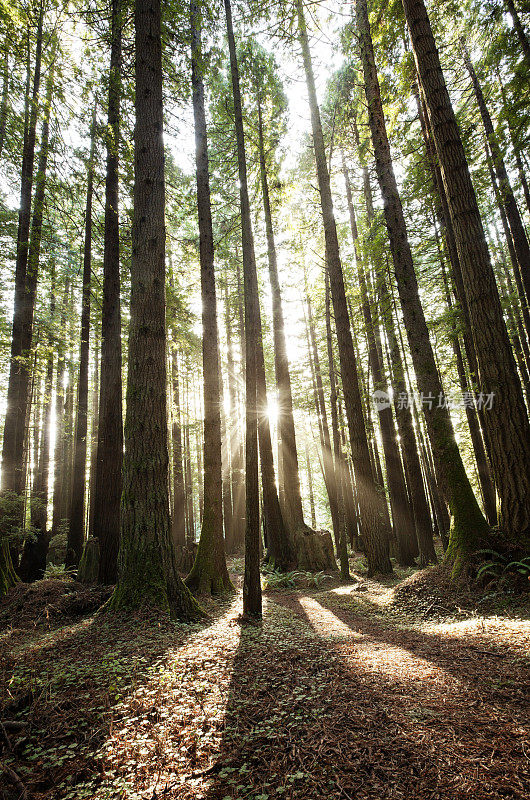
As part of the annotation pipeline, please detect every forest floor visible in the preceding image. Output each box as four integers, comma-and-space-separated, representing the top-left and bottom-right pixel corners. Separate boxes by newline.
1, 558, 529, 800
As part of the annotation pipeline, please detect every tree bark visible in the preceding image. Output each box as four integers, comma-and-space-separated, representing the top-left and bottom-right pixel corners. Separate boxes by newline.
298, 0, 392, 575
462, 43, 530, 312
225, 281, 245, 551
305, 292, 341, 550
256, 94, 305, 534
225, 0, 262, 618
107, 0, 203, 619
505, 0, 530, 69
171, 345, 186, 550
0, 4, 44, 595
325, 272, 351, 580
19, 269, 55, 580
51, 278, 70, 538
0, 44, 9, 158
95, 0, 124, 585
358, 0, 490, 568
403, 0, 530, 548
342, 155, 416, 566
88, 329, 99, 539
185, 0, 233, 596
436, 232, 498, 525
67, 104, 96, 568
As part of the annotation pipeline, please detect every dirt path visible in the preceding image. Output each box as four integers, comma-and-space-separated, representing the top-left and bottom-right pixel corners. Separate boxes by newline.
1, 584, 529, 800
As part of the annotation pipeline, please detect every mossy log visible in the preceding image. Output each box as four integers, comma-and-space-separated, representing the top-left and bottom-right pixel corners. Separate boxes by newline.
292, 527, 337, 572
77, 537, 100, 584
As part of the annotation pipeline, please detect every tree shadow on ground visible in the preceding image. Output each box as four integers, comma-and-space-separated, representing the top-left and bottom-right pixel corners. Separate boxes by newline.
311, 590, 530, 696
201, 593, 529, 800
0, 596, 226, 800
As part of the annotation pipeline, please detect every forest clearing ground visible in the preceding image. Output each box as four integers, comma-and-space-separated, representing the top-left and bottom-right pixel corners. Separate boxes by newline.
1, 563, 529, 800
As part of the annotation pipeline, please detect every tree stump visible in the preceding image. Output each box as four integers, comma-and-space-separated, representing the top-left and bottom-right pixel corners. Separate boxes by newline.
77, 537, 100, 584
292, 527, 338, 572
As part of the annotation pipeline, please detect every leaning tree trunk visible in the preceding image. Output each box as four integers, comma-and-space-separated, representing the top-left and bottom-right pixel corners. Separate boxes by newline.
67, 104, 96, 568
497, 71, 530, 220
357, 0, 491, 569
185, 0, 233, 596
95, 0, 124, 585
505, 0, 530, 70
297, 0, 392, 575
462, 43, 530, 310
378, 278, 438, 564
107, 0, 203, 619
414, 85, 498, 525
403, 0, 530, 549
436, 230, 498, 525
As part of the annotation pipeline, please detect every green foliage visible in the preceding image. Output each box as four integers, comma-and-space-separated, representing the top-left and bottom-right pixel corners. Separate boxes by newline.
261, 566, 332, 590
43, 562, 76, 579
476, 549, 530, 588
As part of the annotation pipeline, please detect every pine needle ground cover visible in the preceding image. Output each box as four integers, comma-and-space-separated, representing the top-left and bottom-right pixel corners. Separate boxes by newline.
1, 566, 529, 800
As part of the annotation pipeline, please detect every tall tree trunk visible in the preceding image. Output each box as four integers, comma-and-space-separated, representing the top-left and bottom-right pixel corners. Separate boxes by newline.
305, 439, 317, 530
19, 270, 56, 580
107, 0, 202, 619
0, 44, 8, 157
497, 70, 530, 220
436, 234, 498, 525
462, 43, 530, 310
415, 84, 499, 513
225, 0, 262, 618
0, 5, 45, 595
225, 282, 245, 551
88, 329, 99, 539
51, 277, 70, 538
305, 292, 341, 550
505, 0, 530, 69
485, 141, 530, 348
357, 0, 490, 568
61, 300, 76, 529
342, 155, 416, 566
184, 372, 195, 546
171, 345, 186, 550
186, 0, 232, 596
95, 0, 124, 585
403, 0, 530, 548
256, 94, 305, 534
219, 357, 234, 550
297, 0, 392, 575
67, 104, 96, 568
325, 272, 351, 580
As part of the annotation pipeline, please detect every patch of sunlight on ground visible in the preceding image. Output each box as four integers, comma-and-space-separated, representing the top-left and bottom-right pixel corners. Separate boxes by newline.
306, 596, 451, 683
298, 595, 363, 639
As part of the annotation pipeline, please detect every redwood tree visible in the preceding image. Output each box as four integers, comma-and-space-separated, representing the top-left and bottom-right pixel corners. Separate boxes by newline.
402, 0, 530, 551
185, 0, 233, 596
107, 0, 203, 619
297, 0, 392, 575
95, 0, 124, 584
